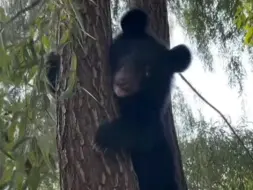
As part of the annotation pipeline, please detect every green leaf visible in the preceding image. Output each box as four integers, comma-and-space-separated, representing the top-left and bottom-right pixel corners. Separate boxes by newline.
0, 7, 8, 22
42, 35, 50, 51
0, 47, 11, 65
13, 171, 25, 189
42, 94, 50, 110
27, 167, 41, 190
244, 26, 253, 44
37, 135, 54, 170
12, 137, 31, 151
60, 29, 70, 44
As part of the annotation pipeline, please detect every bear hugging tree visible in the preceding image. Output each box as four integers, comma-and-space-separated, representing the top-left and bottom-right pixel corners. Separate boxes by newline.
94, 9, 192, 190
45, 8, 192, 190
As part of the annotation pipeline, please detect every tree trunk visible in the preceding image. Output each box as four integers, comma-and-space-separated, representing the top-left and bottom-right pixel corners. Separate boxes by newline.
129, 0, 188, 189
56, 1, 138, 189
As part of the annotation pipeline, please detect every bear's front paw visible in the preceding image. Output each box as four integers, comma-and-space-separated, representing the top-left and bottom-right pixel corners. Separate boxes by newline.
95, 122, 112, 148
95, 119, 138, 152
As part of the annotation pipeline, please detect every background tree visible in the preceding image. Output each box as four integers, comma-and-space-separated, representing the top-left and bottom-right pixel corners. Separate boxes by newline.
0, 0, 59, 189
173, 89, 253, 189
168, 0, 252, 96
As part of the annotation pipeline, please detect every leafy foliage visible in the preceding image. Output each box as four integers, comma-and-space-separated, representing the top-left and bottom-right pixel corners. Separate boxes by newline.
172, 88, 253, 189
235, 1, 253, 46
0, 0, 74, 188
0, 0, 117, 189
168, 0, 253, 92
181, 126, 253, 189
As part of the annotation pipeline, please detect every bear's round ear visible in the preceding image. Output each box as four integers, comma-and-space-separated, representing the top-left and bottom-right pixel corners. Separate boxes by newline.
120, 9, 148, 35
167, 45, 192, 72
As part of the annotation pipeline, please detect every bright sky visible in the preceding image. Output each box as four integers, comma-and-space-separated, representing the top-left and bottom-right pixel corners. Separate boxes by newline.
169, 14, 253, 127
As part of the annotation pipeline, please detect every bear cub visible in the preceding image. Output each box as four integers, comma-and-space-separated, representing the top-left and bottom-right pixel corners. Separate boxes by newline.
94, 9, 191, 190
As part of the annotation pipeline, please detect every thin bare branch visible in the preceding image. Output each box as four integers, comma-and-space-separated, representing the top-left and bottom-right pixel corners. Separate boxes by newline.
179, 73, 253, 162
0, 0, 42, 33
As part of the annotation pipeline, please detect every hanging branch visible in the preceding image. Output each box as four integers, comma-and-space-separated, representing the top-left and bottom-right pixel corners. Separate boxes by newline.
0, 0, 42, 33
179, 73, 253, 162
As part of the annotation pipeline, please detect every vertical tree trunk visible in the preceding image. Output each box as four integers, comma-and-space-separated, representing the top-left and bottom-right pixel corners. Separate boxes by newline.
56, 1, 138, 189
129, 0, 188, 189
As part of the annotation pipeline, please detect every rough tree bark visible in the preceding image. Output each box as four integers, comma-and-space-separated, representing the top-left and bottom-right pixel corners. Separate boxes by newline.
129, 0, 188, 189
56, 0, 138, 189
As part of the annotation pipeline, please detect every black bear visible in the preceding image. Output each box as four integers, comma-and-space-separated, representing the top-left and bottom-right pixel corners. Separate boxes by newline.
95, 9, 191, 190
45, 8, 191, 190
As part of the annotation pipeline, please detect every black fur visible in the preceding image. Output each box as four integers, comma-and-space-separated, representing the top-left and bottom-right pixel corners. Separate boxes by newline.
95, 9, 191, 190
45, 52, 60, 93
